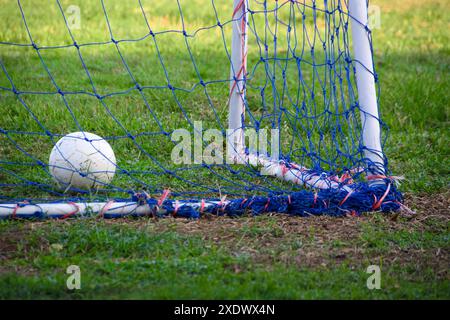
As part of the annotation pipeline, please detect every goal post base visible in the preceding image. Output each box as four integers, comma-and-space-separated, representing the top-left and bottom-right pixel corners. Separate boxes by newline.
0, 180, 402, 219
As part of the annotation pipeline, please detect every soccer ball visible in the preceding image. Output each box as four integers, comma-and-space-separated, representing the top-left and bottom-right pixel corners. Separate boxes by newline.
49, 132, 116, 190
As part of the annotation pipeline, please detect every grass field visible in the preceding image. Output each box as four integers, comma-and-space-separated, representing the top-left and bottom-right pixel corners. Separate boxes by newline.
0, 0, 449, 299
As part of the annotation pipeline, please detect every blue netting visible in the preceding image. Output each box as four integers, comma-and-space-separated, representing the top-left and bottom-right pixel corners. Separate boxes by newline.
0, 0, 402, 217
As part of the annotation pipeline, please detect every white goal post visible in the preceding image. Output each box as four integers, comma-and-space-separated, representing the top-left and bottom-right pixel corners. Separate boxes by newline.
349, 0, 384, 174
227, 0, 248, 162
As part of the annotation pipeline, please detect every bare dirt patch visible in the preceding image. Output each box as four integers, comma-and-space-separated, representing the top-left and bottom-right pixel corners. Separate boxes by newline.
131, 190, 449, 274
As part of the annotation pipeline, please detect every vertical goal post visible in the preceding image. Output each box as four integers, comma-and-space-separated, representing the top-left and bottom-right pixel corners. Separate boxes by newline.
0, 0, 403, 219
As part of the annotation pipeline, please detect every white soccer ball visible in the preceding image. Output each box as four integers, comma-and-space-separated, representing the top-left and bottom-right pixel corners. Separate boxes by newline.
49, 132, 116, 190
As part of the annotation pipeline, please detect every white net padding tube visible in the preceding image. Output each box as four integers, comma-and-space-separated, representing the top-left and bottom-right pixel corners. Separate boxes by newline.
0, 200, 225, 219
349, 0, 385, 174
244, 153, 354, 191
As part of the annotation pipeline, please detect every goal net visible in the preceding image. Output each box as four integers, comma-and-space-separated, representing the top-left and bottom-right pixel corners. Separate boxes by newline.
0, 0, 402, 218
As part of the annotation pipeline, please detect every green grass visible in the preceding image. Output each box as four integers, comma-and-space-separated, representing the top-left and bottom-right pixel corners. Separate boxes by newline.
0, 0, 449, 299
0, 217, 448, 299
